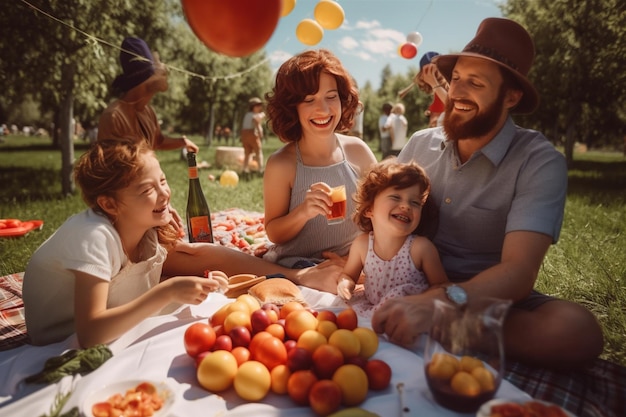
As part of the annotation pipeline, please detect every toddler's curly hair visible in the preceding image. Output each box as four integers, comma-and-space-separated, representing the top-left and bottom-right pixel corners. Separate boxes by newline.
353, 159, 430, 233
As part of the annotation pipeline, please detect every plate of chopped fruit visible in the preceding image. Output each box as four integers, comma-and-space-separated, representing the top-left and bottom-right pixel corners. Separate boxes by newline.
82, 379, 175, 417
477, 398, 575, 417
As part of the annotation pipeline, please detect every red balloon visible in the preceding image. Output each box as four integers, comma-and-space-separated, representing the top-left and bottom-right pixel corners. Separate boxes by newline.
400, 42, 418, 59
181, 0, 282, 57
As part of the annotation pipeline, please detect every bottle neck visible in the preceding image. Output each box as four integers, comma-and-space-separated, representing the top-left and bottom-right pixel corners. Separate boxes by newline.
187, 152, 199, 179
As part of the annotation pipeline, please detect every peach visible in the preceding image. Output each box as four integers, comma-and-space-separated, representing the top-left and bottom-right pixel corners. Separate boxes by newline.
285, 309, 318, 340
308, 379, 343, 416
287, 370, 318, 405
332, 364, 369, 406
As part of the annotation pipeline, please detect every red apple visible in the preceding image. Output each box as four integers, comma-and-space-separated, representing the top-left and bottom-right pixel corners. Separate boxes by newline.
251, 309, 272, 333
229, 325, 251, 348
286, 347, 313, 372
308, 379, 343, 416
212, 334, 233, 352
365, 359, 392, 390
283, 339, 297, 353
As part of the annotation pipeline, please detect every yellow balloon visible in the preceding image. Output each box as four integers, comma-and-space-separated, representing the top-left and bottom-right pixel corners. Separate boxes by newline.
314, 0, 345, 30
296, 19, 324, 46
220, 170, 239, 187
281, 0, 296, 17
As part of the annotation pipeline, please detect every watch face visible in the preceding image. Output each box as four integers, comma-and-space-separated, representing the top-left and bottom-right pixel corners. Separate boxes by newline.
447, 285, 467, 305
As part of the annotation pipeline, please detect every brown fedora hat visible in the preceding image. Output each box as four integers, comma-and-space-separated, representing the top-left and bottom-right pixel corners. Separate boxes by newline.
434, 18, 539, 114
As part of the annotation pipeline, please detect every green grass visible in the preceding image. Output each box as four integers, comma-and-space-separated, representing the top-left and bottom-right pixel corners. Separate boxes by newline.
0, 135, 624, 366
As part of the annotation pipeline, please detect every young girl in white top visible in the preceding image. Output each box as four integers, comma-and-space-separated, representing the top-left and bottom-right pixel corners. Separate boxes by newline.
337, 159, 448, 317
23, 139, 226, 347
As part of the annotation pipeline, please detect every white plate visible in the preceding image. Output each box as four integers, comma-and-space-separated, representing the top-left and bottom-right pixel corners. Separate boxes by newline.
82, 379, 176, 417
477, 398, 576, 417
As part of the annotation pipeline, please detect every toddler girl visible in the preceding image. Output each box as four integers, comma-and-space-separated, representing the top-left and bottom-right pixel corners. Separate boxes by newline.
337, 159, 448, 317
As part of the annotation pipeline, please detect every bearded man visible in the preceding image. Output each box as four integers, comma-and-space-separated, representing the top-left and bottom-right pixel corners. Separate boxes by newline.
371, 18, 603, 369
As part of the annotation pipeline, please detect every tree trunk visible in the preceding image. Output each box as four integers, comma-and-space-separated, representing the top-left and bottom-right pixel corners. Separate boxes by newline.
59, 61, 77, 196
205, 102, 215, 147
563, 101, 580, 168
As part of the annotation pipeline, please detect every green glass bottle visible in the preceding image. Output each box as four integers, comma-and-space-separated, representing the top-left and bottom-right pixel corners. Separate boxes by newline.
186, 152, 213, 243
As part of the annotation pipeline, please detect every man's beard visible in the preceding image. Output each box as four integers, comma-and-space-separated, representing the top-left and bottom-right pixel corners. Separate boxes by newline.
443, 87, 506, 142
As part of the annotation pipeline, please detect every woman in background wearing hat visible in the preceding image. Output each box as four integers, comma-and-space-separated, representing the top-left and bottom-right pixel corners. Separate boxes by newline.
98, 37, 198, 154
240, 97, 266, 178
372, 18, 603, 369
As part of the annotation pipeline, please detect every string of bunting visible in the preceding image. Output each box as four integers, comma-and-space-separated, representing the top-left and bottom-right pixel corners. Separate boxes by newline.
17, 0, 269, 84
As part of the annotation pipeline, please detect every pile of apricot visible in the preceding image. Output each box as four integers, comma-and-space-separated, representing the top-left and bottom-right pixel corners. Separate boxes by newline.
426, 352, 496, 396
183, 296, 393, 416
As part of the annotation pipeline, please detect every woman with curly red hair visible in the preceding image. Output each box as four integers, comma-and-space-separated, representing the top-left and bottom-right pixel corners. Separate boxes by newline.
262, 50, 376, 292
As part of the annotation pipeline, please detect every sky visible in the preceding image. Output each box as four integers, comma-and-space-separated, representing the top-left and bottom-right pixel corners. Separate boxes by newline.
263, 0, 504, 89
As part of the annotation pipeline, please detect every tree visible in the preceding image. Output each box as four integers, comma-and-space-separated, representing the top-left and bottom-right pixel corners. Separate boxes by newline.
1, 0, 175, 194
1, 0, 274, 194
502, 0, 626, 165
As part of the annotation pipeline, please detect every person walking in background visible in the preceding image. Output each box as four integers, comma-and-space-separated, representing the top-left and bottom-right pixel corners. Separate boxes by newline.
378, 102, 393, 158
384, 103, 408, 157
348, 100, 364, 139
336, 159, 448, 318
240, 97, 265, 178
371, 18, 603, 369
214, 125, 223, 144
262, 49, 377, 274
416, 51, 449, 128
98, 37, 198, 154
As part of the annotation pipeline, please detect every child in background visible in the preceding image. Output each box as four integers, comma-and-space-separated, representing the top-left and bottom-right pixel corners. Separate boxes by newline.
23, 139, 227, 347
262, 49, 377, 278
337, 159, 448, 317
240, 97, 266, 177
416, 51, 448, 127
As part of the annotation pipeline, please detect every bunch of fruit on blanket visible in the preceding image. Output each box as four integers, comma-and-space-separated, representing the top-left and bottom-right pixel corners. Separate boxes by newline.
211, 209, 270, 257
182, 294, 392, 416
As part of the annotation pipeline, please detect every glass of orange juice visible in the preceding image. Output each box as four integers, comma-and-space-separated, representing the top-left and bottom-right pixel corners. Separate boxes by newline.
327, 185, 347, 225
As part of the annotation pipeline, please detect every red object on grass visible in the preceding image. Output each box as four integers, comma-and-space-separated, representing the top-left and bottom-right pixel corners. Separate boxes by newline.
0, 220, 44, 237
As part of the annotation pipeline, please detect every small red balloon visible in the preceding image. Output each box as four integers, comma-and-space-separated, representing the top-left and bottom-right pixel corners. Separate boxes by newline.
400, 42, 418, 59
181, 0, 282, 57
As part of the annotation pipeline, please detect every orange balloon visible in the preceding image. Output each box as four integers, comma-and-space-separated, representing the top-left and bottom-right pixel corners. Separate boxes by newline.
296, 19, 324, 46
314, 0, 345, 30
281, 0, 296, 17
181, 0, 282, 57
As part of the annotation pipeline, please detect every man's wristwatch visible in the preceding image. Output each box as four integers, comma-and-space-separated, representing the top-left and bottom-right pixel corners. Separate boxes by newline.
445, 284, 468, 306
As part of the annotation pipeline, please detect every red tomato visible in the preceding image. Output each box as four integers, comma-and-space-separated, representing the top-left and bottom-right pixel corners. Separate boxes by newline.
181, 0, 282, 57
184, 322, 216, 357
251, 335, 287, 370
